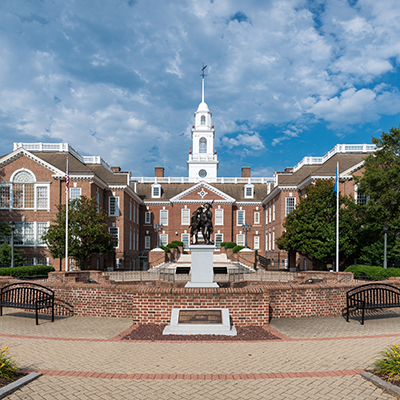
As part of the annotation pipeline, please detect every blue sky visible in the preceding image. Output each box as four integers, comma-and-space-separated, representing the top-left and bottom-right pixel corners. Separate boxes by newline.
1, 0, 400, 177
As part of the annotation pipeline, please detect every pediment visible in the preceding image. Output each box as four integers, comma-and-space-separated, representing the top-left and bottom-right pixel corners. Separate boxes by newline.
170, 181, 235, 203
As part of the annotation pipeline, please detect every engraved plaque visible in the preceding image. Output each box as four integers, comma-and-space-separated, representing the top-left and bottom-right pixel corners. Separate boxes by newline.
178, 309, 223, 325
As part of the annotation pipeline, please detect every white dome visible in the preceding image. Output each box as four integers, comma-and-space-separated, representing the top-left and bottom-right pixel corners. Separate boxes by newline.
197, 101, 209, 112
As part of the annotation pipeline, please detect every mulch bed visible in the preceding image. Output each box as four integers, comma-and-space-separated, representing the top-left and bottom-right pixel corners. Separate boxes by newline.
373, 371, 400, 388
121, 324, 279, 341
0, 372, 28, 390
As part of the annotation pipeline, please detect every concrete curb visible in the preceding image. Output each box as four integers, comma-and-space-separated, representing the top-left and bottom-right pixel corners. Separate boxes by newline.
361, 372, 400, 399
0, 372, 42, 399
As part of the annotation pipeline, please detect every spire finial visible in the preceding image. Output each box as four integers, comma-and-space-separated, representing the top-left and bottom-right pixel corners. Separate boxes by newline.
200, 64, 207, 103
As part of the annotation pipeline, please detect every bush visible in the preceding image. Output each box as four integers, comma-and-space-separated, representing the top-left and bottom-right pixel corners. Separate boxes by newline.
0, 265, 55, 278
160, 246, 171, 253
223, 242, 237, 249
0, 346, 18, 381
166, 241, 183, 249
344, 265, 400, 280
232, 245, 245, 253
372, 344, 400, 383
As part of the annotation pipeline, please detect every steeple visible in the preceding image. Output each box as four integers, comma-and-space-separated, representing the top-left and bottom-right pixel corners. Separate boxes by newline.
187, 65, 219, 180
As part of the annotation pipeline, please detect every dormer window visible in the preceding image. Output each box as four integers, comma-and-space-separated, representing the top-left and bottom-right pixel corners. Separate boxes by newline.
244, 184, 254, 198
152, 183, 161, 198
201, 115, 206, 125
199, 137, 207, 153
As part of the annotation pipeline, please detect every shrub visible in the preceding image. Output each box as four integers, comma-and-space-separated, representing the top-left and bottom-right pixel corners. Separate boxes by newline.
345, 265, 400, 280
232, 245, 245, 253
166, 241, 184, 249
372, 343, 400, 383
160, 246, 171, 253
0, 346, 18, 381
224, 242, 237, 249
220, 242, 227, 248
0, 265, 55, 278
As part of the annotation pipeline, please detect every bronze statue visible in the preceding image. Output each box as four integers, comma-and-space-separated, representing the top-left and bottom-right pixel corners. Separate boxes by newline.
189, 202, 214, 245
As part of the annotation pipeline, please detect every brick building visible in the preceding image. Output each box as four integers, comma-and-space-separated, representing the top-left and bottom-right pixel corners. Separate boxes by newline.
0, 143, 142, 271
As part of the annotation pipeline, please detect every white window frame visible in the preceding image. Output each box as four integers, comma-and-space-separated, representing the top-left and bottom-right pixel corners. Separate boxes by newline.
181, 208, 191, 226
236, 234, 245, 247
254, 212, 260, 225
70, 187, 82, 201
145, 236, 151, 249
269, 203, 271, 223
95, 192, 100, 213
244, 184, 254, 199
14, 221, 49, 247
109, 227, 119, 248
129, 230, 132, 250
215, 233, 223, 250
254, 236, 260, 250
237, 210, 245, 226
285, 197, 296, 216
145, 211, 151, 224
152, 183, 161, 198
272, 199, 275, 221
181, 233, 190, 249
272, 229, 275, 250
160, 209, 168, 226
215, 208, 224, 225
109, 196, 120, 217
160, 234, 168, 247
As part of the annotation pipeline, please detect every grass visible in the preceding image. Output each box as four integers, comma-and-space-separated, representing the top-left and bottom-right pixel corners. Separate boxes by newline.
0, 346, 18, 381
372, 343, 400, 383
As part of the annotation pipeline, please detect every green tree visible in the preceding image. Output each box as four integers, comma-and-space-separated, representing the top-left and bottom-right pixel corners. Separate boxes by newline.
0, 242, 25, 267
43, 196, 115, 269
276, 179, 360, 270
0, 222, 11, 243
354, 126, 400, 266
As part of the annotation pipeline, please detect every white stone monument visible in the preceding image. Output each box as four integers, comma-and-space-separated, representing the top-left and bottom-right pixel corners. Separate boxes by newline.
185, 244, 218, 288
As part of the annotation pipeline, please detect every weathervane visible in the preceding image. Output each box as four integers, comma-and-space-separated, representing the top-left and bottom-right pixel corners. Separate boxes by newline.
200, 64, 207, 79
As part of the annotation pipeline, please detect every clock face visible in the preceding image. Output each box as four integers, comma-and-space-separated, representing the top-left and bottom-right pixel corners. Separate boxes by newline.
199, 169, 207, 178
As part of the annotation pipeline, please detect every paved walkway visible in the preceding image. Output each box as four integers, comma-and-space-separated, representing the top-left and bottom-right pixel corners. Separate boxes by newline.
1, 308, 400, 399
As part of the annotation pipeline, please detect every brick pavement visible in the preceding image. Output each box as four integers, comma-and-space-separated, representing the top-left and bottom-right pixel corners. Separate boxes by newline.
1, 308, 399, 399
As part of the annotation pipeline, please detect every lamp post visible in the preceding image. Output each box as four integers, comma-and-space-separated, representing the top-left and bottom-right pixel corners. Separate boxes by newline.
242, 223, 252, 249
153, 223, 164, 248
9, 221, 16, 268
383, 223, 389, 269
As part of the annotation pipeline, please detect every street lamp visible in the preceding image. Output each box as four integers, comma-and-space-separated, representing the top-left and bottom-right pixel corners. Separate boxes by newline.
9, 221, 16, 268
242, 223, 252, 249
383, 223, 389, 269
153, 223, 164, 248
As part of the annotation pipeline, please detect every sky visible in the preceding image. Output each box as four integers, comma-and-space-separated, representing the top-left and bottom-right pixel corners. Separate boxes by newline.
1, 0, 400, 178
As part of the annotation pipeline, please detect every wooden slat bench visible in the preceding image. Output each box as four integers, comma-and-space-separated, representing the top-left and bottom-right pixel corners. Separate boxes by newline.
346, 283, 400, 325
0, 283, 54, 325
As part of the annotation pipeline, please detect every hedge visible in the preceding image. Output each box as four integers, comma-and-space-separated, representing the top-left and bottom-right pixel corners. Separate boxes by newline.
0, 265, 55, 278
345, 265, 400, 280
232, 245, 245, 253
222, 242, 237, 249
166, 241, 184, 249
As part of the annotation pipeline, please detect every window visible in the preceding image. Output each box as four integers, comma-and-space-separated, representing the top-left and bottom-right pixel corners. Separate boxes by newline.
254, 212, 260, 225
244, 184, 254, 198
133, 204, 136, 223
236, 234, 245, 246
356, 186, 370, 205
272, 230, 275, 250
181, 208, 190, 225
237, 210, 245, 226
109, 196, 119, 217
70, 187, 81, 201
199, 137, 207, 153
129, 202, 132, 220
145, 236, 151, 249
0, 186, 11, 208
160, 210, 168, 226
181, 233, 190, 249
285, 197, 296, 216
215, 208, 224, 225
152, 184, 161, 198
269, 203, 271, 223
95, 192, 100, 213
268, 231, 271, 251
129, 230, 132, 250
215, 234, 223, 249
145, 211, 151, 224
273, 199, 275, 221
13, 222, 48, 247
201, 115, 206, 125
254, 236, 260, 250
36, 222, 48, 246
109, 227, 119, 248
160, 234, 168, 247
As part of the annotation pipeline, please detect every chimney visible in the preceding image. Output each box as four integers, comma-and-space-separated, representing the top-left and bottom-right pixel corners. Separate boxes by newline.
111, 166, 121, 172
155, 166, 164, 178
284, 167, 293, 172
241, 167, 251, 178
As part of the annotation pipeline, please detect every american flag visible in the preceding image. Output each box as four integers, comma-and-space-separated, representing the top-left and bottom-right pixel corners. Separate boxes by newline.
65, 159, 69, 195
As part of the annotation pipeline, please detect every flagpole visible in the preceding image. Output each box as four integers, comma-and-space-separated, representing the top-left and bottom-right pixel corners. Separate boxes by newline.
336, 161, 339, 272
65, 157, 69, 272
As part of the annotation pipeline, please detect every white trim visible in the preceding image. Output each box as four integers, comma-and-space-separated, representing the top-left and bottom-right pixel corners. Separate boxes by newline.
169, 181, 236, 203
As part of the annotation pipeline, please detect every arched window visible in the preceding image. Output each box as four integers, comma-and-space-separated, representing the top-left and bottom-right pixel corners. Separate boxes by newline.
199, 137, 207, 153
13, 170, 35, 208
201, 115, 206, 125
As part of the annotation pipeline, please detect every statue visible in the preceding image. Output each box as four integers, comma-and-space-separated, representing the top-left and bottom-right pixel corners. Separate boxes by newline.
189, 201, 214, 245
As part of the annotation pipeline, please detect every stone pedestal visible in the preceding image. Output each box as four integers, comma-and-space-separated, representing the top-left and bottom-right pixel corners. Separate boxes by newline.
185, 244, 218, 288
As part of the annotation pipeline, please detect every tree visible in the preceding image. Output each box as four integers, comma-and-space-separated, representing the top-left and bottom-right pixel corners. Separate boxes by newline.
0, 242, 25, 267
355, 125, 400, 265
43, 196, 115, 269
276, 180, 360, 270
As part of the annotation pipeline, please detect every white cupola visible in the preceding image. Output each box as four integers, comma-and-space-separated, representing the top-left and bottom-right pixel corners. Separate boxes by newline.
187, 67, 219, 180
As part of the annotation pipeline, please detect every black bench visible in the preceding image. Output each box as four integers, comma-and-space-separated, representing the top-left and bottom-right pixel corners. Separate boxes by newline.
0, 283, 54, 325
346, 283, 400, 325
